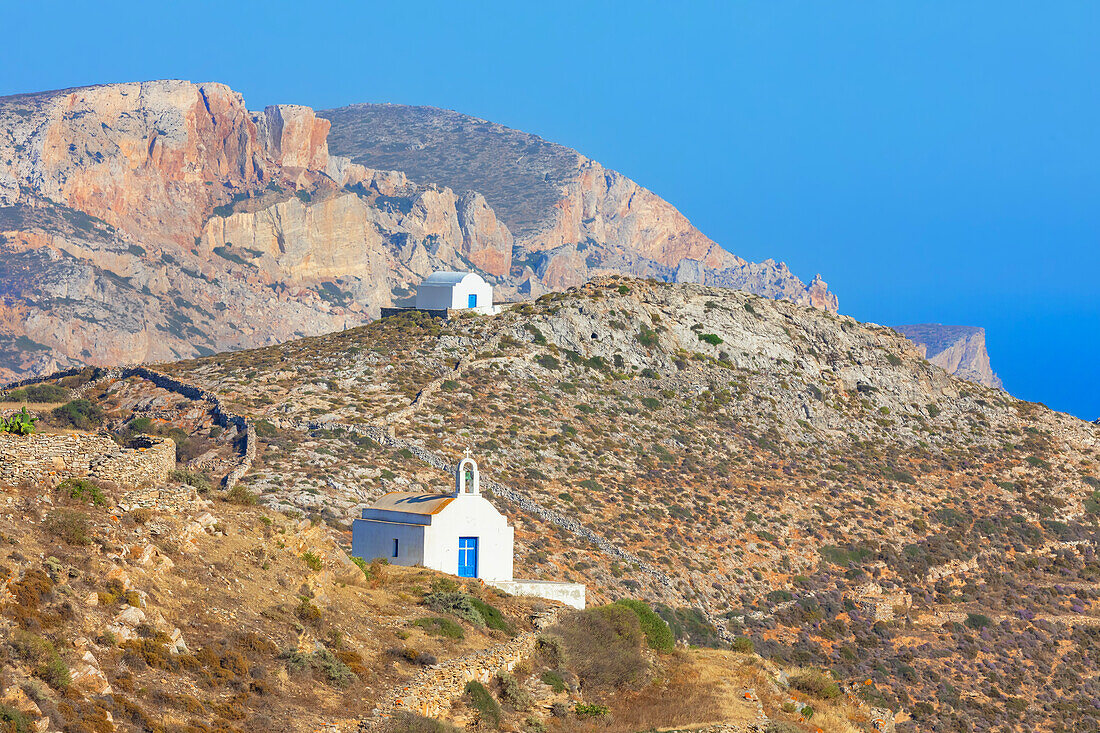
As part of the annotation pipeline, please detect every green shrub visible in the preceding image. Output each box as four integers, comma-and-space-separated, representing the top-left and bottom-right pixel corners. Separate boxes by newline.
0, 704, 31, 733
612, 599, 674, 652
301, 551, 323, 571
497, 671, 531, 710
254, 420, 277, 438
5, 384, 69, 403
965, 613, 992, 629
413, 617, 465, 639
45, 510, 90, 545
61, 478, 107, 506
698, 333, 723, 346
617, 285, 631, 295
311, 647, 356, 687
636, 325, 659, 348
732, 637, 754, 653
50, 399, 104, 429
535, 355, 560, 370
639, 396, 661, 411
552, 605, 647, 690
169, 469, 213, 492
789, 669, 840, 699
464, 680, 501, 728
424, 591, 485, 626
574, 703, 610, 719
470, 597, 513, 634
540, 670, 567, 693
380, 713, 461, 733
225, 484, 257, 505
524, 324, 548, 345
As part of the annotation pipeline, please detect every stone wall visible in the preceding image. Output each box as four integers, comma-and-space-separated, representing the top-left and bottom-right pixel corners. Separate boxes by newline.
4, 366, 256, 491
0, 432, 174, 489
367, 610, 559, 725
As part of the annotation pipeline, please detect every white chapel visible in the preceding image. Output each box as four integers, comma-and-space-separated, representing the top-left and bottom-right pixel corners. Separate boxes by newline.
352, 451, 514, 581
351, 452, 586, 608
415, 271, 496, 314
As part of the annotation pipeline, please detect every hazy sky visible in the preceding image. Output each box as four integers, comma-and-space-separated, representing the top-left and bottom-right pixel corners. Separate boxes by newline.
2, 2, 1097, 418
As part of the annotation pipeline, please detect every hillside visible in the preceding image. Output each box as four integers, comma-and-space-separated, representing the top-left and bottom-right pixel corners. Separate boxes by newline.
11, 276, 1094, 729
0, 81, 834, 385
0, 380, 884, 733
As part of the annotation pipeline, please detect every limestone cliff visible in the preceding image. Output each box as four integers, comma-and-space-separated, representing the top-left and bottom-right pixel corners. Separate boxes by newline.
894, 324, 1003, 388
320, 104, 837, 309
0, 80, 834, 382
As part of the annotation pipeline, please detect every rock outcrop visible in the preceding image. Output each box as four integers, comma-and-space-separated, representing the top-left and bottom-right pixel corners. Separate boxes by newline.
894, 324, 1002, 388
0, 80, 834, 382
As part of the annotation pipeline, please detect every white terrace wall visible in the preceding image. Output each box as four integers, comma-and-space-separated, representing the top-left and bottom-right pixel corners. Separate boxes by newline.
0, 433, 175, 489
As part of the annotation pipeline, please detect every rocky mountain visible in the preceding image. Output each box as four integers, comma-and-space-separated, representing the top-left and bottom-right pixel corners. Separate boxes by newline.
321, 103, 838, 307
0, 80, 834, 384
894, 324, 1002, 388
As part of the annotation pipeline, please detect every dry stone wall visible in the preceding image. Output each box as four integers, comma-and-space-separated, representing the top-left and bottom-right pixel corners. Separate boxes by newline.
3, 366, 256, 490
365, 610, 558, 727
0, 432, 174, 489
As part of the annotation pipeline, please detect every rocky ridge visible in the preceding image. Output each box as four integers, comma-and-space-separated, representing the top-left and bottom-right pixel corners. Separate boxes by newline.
0, 80, 834, 383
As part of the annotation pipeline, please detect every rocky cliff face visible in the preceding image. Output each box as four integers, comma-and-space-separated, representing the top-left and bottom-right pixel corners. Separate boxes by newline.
319, 104, 837, 308
894, 324, 1002, 388
0, 80, 834, 382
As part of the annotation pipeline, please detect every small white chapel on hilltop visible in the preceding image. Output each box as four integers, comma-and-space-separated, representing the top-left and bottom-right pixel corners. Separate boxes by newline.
351, 451, 585, 609
415, 271, 498, 315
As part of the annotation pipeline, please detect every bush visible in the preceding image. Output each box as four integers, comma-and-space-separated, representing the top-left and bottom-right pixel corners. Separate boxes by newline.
301, 552, 323, 571
470, 597, 513, 634
169, 469, 213, 493
575, 703, 610, 719
552, 605, 647, 690
613, 600, 675, 652
45, 510, 91, 545
789, 669, 840, 700
965, 613, 992, 630
50, 399, 103, 429
698, 333, 723, 346
464, 681, 501, 728
380, 713, 460, 733
311, 647, 357, 687
423, 591, 484, 626
295, 597, 322, 625
497, 671, 531, 710
540, 670, 567, 693
225, 484, 257, 505
732, 637, 754, 653
0, 704, 31, 733
639, 397, 661, 411
60, 478, 106, 506
5, 384, 69, 403
413, 617, 465, 640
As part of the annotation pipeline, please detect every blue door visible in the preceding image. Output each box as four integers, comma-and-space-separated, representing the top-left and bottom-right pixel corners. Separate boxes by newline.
458, 537, 478, 578
468, 293, 478, 308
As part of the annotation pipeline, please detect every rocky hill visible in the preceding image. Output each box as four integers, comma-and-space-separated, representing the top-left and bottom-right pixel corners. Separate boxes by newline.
0, 371, 885, 733
0, 81, 834, 384
894, 324, 1002, 388
11, 276, 1095, 729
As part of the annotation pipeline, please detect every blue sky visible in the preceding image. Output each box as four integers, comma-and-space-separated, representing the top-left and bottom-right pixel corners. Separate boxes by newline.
2, 2, 1097, 418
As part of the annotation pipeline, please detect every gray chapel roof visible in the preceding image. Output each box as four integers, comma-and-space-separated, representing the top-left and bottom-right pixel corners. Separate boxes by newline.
420, 271, 482, 286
